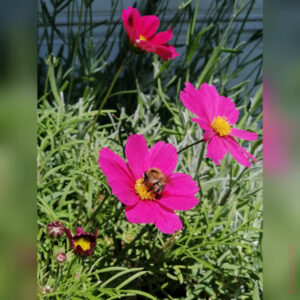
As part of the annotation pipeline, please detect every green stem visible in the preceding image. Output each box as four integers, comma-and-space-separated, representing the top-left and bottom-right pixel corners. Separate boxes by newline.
195, 143, 205, 198
42, 72, 49, 113
177, 139, 204, 154
86, 195, 110, 225
54, 264, 61, 290
88, 54, 133, 151
45, 239, 54, 284
160, 230, 181, 251
65, 256, 78, 282
195, 143, 205, 178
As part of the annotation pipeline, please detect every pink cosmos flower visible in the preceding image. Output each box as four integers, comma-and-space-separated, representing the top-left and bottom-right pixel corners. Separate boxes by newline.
122, 6, 179, 61
98, 134, 199, 234
180, 82, 258, 167
64, 227, 97, 256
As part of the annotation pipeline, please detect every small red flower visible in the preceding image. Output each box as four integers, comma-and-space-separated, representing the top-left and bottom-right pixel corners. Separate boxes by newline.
46, 221, 64, 238
122, 6, 179, 61
64, 227, 97, 256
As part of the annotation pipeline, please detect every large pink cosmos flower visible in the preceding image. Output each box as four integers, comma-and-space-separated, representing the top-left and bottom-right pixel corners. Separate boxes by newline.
98, 134, 199, 234
122, 6, 179, 61
180, 82, 258, 167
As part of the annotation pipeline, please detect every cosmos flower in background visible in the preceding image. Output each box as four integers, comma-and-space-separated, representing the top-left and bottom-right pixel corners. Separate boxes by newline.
180, 82, 258, 167
98, 134, 199, 234
64, 227, 97, 256
122, 6, 179, 61
46, 221, 65, 238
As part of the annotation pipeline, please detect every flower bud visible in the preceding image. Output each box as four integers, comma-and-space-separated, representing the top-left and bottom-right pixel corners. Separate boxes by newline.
41, 285, 52, 295
55, 252, 66, 263
46, 221, 64, 238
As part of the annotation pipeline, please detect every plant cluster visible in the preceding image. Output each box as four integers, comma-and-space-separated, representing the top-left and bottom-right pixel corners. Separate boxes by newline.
38, 1, 262, 299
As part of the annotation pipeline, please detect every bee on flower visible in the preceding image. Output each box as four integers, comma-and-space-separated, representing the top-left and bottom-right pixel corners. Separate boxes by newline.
98, 134, 199, 234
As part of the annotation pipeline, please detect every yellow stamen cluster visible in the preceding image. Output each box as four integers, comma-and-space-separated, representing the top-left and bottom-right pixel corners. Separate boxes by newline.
135, 178, 155, 201
139, 34, 147, 41
211, 116, 231, 136
73, 238, 91, 251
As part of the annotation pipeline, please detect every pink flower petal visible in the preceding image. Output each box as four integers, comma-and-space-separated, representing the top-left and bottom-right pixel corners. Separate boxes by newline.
230, 128, 258, 141
224, 136, 257, 167
152, 44, 179, 61
159, 173, 199, 210
150, 27, 173, 44
169, 45, 179, 58
199, 83, 219, 120
191, 117, 211, 131
137, 38, 178, 61
203, 127, 216, 141
76, 227, 84, 235
125, 134, 150, 179
165, 173, 199, 195
125, 201, 158, 224
180, 82, 212, 124
154, 203, 182, 234
138, 41, 178, 61
206, 136, 228, 165
122, 7, 140, 42
64, 228, 75, 249
218, 96, 239, 125
98, 148, 133, 186
165, 45, 179, 60
110, 185, 140, 206
148, 141, 177, 176
139, 15, 160, 39
159, 195, 199, 211
180, 82, 240, 126
98, 148, 138, 206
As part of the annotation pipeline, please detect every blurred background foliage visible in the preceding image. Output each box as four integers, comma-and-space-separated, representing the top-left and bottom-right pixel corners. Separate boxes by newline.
37, 0, 262, 299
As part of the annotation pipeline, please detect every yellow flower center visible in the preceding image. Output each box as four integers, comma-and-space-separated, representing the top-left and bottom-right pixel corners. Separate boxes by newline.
211, 116, 231, 136
135, 178, 155, 201
139, 35, 147, 41
73, 237, 91, 251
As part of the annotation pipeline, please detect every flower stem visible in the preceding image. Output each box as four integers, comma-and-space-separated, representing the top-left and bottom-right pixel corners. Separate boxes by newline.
88, 54, 133, 151
42, 71, 49, 112
54, 264, 62, 290
65, 256, 78, 282
177, 139, 204, 154
194, 143, 205, 198
160, 230, 181, 251
86, 195, 110, 225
